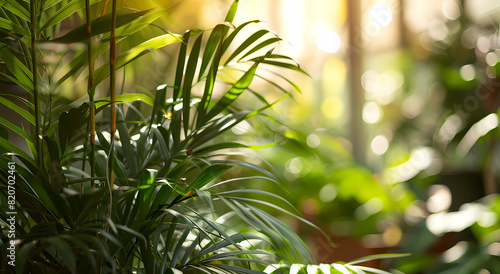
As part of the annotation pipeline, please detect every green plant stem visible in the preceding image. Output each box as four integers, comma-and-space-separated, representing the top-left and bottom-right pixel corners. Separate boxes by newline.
86, 0, 96, 189
30, 0, 42, 168
109, 0, 117, 190
81, 124, 89, 194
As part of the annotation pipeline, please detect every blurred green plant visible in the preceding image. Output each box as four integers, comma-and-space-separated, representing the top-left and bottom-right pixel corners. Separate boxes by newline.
301, 2, 500, 273
224, 2, 500, 273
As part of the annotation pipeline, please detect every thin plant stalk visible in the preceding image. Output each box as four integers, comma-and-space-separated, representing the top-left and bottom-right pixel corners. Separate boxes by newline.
104, 2, 117, 259
86, 0, 96, 189
30, 0, 42, 168
109, 0, 117, 190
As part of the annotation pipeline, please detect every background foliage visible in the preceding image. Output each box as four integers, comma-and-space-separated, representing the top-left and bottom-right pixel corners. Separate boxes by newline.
2, 0, 500, 274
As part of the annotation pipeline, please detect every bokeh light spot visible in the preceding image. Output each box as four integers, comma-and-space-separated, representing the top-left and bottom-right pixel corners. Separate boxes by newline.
487, 242, 500, 256
383, 225, 402, 246
286, 157, 304, 175
319, 184, 338, 202
362, 102, 383, 124
485, 52, 498, 66
477, 37, 490, 53
302, 198, 319, 216
442, 0, 460, 20
426, 185, 452, 213
306, 133, 321, 148
459, 64, 476, 81
371, 135, 389, 155
428, 19, 448, 41
316, 27, 341, 53
369, 3, 392, 27
362, 70, 380, 96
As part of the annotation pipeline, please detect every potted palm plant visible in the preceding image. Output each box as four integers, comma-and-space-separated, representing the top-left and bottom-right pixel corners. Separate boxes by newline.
0, 1, 404, 273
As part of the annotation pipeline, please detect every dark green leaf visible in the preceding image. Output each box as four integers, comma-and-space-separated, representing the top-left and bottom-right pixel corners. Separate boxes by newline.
185, 164, 232, 193
0, 115, 32, 141
183, 33, 203, 135
0, 45, 33, 95
173, 31, 190, 101
116, 107, 138, 176
0, 95, 34, 125
49, 8, 155, 43
58, 102, 90, 153
136, 169, 158, 218
199, 23, 233, 80
45, 237, 76, 273
0, 136, 35, 166
0, 17, 30, 36
196, 24, 229, 125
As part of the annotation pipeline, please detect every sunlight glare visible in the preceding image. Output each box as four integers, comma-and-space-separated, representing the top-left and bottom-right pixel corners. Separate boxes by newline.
316, 27, 341, 53
231, 120, 251, 135
131, 134, 141, 141
306, 265, 319, 274
283, 0, 305, 54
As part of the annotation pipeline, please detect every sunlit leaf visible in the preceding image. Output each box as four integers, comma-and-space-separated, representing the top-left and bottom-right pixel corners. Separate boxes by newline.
225, 29, 273, 65
0, 17, 30, 36
183, 33, 203, 135
40, 0, 100, 32
204, 61, 260, 122
49, 8, 160, 43
93, 33, 181, 85
95, 93, 154, 108
0, 46, 33, 95
0, 0, 30, 21
346, 253, 410, 265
